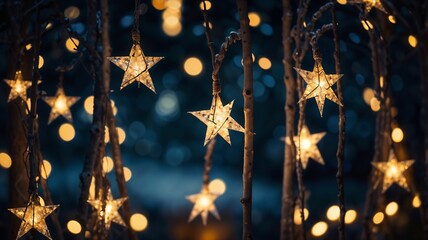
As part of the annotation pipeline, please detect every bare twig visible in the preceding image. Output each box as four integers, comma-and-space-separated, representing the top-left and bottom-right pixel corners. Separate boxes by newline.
203, 139, 216, 188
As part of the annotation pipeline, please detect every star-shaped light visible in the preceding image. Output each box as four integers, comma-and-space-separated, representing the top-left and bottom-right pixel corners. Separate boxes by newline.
371, 149, 414, 192
189, 95, 245, 146
287, 125, 326, 169
295, 61, 343, 116
8, 196, 59, 240
186, 188, 220, 225
42, 87, 80, 124
4, 70, 32, 102
87, 188, 127, 231
108, 43, 163, 92
349, 0, 387, 13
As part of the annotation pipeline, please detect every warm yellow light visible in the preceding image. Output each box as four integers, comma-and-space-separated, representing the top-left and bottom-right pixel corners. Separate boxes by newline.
199, 1, 212, 10
208, 179, 226, 195
25, 44, 32, 50
89, 177, 96, 199
104, 126, 110, 143
326, 205, 340, 221
103, 156, 114, 173
124, 167, 132, 182
162, 21, 182, 36
130, 213, 148, 232
370, 97, 380, 112
385, 202, 399, 216
391, 128, 404, 143
258, 57, 272, 70
84, 96, 94, 114
311, 221, 328, 237
152, 0, 167, 10
300, 138, 311, 150
40, 160, 52, 179
59, 123, 75, 141
373, 212, 384, 224
413, 195, 422, 208
345, 209, 357, 224
408, 35, 417, 48
294, 208, 309, 225
337, 0, 347, 4
38, 56, 44, 69
361, 21, 370, 31
184, 57, 203, 76
64, 6, 80, 19
248, 12, 261, 27
363, 88, 375, 105
0, 152, 12, 169
67, 220, 81, 234
117, 127, 126, 144
388, 15, 396, 24
54, 95, 67, 112
66, 38, 79, 53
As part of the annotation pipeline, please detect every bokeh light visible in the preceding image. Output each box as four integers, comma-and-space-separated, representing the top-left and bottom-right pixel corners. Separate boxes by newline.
391, 128, 404, 143
124, 167, 132, 182
38, 56, 44, 69
345, 209, 357, 224
408, 35, 417, 48
40, 160, 52, 179
0, 152, 12, 169
117, 127, 126, 144
294, 208, 309, 225
184, 57, 203, 76
66, 38, 79, 53
59, 123, 76, 141
102, 156, 114, 173
337, 0, 347, 4
385, 202, 399, 216
248, 12, 261, 27
370, 97, 381, 112
326, 205, 340, 221
413, 195, 421, 208
388, 15, 396, 24
67, 220, 81, 234
64, 6, 80, 20
84, 96, 94, 114
258, 57, 272, 70
373, 212, 384, 224
199, 1, 211, 10
152, 0, 167, 10
311, 221, 328, 237
208, 179, 226, 195
130, 213, 148, 232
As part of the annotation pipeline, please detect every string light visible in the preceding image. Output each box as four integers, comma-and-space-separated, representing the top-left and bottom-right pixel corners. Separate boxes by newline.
311, 221, 328, 237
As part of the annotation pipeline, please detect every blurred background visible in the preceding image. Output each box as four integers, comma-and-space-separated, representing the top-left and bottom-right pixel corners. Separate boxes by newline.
0, 0, 425, 239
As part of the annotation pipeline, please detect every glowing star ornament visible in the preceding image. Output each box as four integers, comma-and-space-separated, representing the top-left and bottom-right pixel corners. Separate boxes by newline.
8, 196, 59, 240
108, 43, 163, 92
186, 188, 220, 225
42, 87, 80, 124
87, 188, 127, 231
288, 125, 326, 169
4, 70, 32, 102
349, 0, 387, 13
189, 95, 245, 146
371, 149, 414, 192
295, 61, 343, 116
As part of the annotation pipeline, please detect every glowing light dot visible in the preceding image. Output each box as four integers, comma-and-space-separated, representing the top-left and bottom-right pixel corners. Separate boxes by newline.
38, 56, 44, 69
413, 195, 421, 208
311, 221, 328, 237
184, 57, 203, 76
66, 38, 79, 53
67, 220, 82, 234
258, 57, 272, 70
199, 1, 212, 10
388, 15, 396, 24
373, 212, 384, 224
337, 0, 347, 4
370, 97, 380, 112
208, 179, 226, 195
117, 127, 126, 144
361, 21, 370, 31
124, 167, 132, 182
40, 160, 52, 179
152, 0, 167, 10
162, 21, 182, 37
248, 12, 261, 27
130, 213, 148, 232
25, 44, 32, 50
408, 35, 417, 48
301, 138, 311, 150
84, 96, 94, 114
102, 156, 114, 173
59, 123, 75, 141
385, 202, 399, 216
104, 126, 110, 143
294, 208, 309, 225
326, 205, 340, 221
0, 152, 12, 169
64, 6, 80, 20
363, 87, 375, 104
345, 209, 357, 224
391, 128, 404, 143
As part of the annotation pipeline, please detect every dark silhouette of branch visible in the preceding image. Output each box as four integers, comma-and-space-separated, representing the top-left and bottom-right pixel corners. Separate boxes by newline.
202, 139, 216, 188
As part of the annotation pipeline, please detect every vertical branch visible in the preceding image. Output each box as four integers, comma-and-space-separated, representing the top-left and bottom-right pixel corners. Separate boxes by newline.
332, 4, 346, 240
236, 0, 254, 239
280, 0, 296, 239
202, 139, 216, 188
421, 39, 428, 238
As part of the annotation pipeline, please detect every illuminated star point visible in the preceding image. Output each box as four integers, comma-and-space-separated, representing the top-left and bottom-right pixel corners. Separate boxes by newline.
186, 189, 220, 225
349, 0, 387, 13
4, 70, 32, 102
42, 87, 80, 124
295, 61, 343, 116
189, 95, 245, 146
108, 43, 163, 92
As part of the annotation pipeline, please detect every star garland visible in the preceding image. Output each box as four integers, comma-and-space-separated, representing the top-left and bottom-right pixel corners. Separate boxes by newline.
42, 86, 80, 124
4, 70, 32, 102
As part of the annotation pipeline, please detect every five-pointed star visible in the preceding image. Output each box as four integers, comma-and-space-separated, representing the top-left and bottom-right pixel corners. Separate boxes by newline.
8, 197, 59, 240
371, 149, 414, 193
349, 0, 387, 13
4, 70, 32, 102
188, 95, 245, 146
295, 61, 343, 117
87, 188, 127, 231
108, 43, 163, 92
186, 189, 220, 226
286, 125, 325, 169
42, 87, 80, 124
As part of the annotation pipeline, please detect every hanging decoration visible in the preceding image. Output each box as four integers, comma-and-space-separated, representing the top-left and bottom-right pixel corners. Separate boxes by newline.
295, 61, 343, 117
4, 70, 32, 102
371, 149, 414, 192
348, 0, 387, 13
186, 188, 220, 226
189, 95, 244, 146
42, 87, 80, 124
8, 194, 59, 240
87, 188, 127, 231
287, 125, 326, 169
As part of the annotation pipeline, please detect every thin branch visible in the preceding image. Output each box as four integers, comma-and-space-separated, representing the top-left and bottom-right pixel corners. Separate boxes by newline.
203, 139, 216, 188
